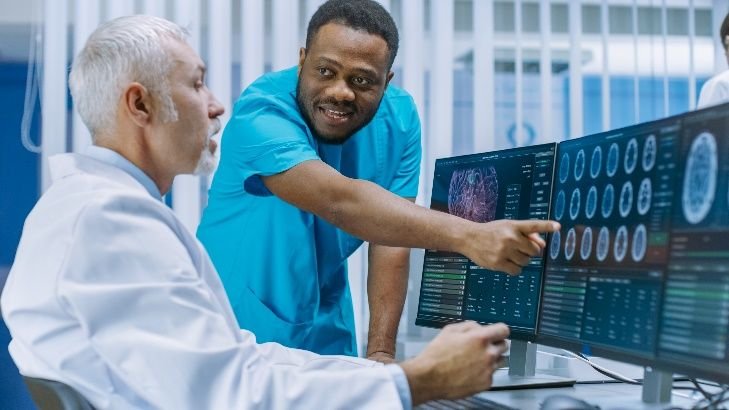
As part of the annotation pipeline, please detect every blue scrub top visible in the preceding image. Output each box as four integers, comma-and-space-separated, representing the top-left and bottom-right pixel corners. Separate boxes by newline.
198, 67, 421, 355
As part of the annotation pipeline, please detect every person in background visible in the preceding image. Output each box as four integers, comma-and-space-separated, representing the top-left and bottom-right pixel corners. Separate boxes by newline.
1, 15, 512, 409
698, 11, 729, 108
198, 0, 559, 361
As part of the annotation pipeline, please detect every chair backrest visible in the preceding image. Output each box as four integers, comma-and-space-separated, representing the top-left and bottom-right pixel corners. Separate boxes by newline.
22, 376, 93, 410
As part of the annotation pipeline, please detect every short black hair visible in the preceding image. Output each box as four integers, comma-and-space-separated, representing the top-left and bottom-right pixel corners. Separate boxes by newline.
306, 0, 399, 69
721, 12, 729, 50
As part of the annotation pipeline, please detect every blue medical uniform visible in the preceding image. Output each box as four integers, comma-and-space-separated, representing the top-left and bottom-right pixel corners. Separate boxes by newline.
198, 67, 421, 355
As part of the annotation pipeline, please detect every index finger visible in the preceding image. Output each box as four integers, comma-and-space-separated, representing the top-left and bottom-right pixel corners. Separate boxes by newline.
515, 220, 560, 235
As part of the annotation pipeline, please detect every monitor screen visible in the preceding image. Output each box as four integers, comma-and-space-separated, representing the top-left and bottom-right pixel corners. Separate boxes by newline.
415, 143, 556, 340
537, 118, 682, 363
656, 104, 729, 382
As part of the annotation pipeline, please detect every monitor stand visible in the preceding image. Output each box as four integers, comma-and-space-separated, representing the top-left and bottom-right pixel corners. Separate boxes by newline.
490, 340, 576, 390
641, 367, 672, 404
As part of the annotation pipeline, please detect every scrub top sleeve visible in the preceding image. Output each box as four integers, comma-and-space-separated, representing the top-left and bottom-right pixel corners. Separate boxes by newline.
388, 100, 422, 198
225, 110, 321, 179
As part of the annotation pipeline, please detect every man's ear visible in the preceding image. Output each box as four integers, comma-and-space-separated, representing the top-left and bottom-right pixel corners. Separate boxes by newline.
297, 47, 307, 76
123, 82, 152, 128
385, 70, 394, 88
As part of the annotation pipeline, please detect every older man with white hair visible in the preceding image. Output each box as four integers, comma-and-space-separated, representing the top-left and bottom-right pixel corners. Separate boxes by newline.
1, 15, 511, 409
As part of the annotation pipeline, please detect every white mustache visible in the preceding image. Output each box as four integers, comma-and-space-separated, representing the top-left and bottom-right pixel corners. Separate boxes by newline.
208, 118, 222, 138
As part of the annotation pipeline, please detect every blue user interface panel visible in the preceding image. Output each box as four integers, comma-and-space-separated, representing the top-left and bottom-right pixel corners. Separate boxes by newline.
538, 118, 682, 361
656, 105, 729, 382
415, 143, 556, 339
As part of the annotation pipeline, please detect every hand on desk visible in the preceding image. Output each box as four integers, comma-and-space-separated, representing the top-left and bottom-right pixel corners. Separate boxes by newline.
399, 321, 510, 405
458, 220, 560, 275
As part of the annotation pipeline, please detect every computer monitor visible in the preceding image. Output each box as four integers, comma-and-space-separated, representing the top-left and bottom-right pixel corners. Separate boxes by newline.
655, 103, 729, 384
415, 143, 556, 341
537, 117, 682, 367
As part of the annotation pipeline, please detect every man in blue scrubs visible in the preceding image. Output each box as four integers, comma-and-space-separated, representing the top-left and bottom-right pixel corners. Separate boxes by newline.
198, 0, 558, 359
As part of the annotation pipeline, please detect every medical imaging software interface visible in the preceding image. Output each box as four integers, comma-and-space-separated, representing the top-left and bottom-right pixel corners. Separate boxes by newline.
415, 144, 556, 335
657, 107, 729, 376
539, 120, 681, 358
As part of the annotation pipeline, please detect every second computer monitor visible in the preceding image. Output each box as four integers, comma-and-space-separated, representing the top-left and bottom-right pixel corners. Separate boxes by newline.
538, 117, 682, 364
415, 143, 556, 340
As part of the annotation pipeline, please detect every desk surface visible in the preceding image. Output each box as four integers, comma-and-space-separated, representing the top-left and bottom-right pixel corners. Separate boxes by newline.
474, 382, 699, 409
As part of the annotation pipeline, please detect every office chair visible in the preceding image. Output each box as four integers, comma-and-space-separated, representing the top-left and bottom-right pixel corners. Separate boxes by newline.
22, 376, 93, 410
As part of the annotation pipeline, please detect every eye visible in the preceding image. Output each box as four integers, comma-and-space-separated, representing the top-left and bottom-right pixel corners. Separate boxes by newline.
318, 67, 333, 77
352, 76, 370, 86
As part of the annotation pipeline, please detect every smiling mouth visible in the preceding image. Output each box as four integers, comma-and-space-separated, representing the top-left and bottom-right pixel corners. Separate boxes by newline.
318, 106, 353, 122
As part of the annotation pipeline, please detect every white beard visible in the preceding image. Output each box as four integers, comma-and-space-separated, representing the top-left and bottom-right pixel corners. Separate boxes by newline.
194, 120, 221, 176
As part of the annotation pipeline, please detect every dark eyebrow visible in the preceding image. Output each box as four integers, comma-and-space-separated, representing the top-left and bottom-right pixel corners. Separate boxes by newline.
317, 56, 379, 81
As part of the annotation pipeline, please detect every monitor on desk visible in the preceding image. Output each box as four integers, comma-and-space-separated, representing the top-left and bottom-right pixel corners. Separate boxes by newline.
655, 103, 729, 384
415, 143, 556, 341
536, 116, 682, 367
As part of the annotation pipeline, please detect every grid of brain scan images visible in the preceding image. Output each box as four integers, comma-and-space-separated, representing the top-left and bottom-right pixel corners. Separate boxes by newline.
539, 118, 682, 358
415, 144, 556, 338
657, 106, 729, 378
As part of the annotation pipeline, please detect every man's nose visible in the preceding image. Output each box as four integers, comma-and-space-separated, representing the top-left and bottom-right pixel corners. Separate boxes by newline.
329, 79, 355, 102
209, 95, 225, 118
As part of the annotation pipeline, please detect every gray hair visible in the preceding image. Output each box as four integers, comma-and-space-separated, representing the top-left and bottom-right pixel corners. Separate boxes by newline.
69, 15, 189, 137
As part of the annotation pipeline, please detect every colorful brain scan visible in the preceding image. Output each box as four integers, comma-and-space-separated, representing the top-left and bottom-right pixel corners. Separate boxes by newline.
682, 131, 718, 225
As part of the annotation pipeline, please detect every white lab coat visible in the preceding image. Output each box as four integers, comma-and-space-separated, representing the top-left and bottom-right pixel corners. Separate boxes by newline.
1, 153, 403, 409
698, 70, 729, 108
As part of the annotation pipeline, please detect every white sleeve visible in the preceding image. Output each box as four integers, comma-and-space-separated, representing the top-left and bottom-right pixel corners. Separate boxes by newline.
698, 74, 729, 108
57, 198, 403, 410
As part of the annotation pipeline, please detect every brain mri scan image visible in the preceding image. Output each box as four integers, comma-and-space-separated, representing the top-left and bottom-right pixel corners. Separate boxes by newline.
614, 225, 629, 262
624, 138, 638, 174
586, 186, 598, 219
550, 230, 561, 260
597, 226, 610, 262
642, 134, 657, 172
607, 143, 619, 177
448, 167, 499, 223
581, 227, 593, 260
602, 183, 615, 218
631, 224, 647, 262
619, 181, 633, 218
637, 178, 652, 216
555, 190, 566, 220
565, 228, 576, 260
574, 149, 586, 181
590, 146, 602, 179
570, 188, 581, 220
682, 131, 718, 225
559, 152, 570, 183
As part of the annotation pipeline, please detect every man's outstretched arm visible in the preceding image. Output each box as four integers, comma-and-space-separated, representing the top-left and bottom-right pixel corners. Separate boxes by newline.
262, 160, 559, 274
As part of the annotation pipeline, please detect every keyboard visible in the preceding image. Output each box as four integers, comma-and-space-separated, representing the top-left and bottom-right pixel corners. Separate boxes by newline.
417, 396, 517, 410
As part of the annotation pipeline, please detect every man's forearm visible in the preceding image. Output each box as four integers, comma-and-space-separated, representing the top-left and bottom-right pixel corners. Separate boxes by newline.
328, 178, 468, 251
366, 243, 410, 359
